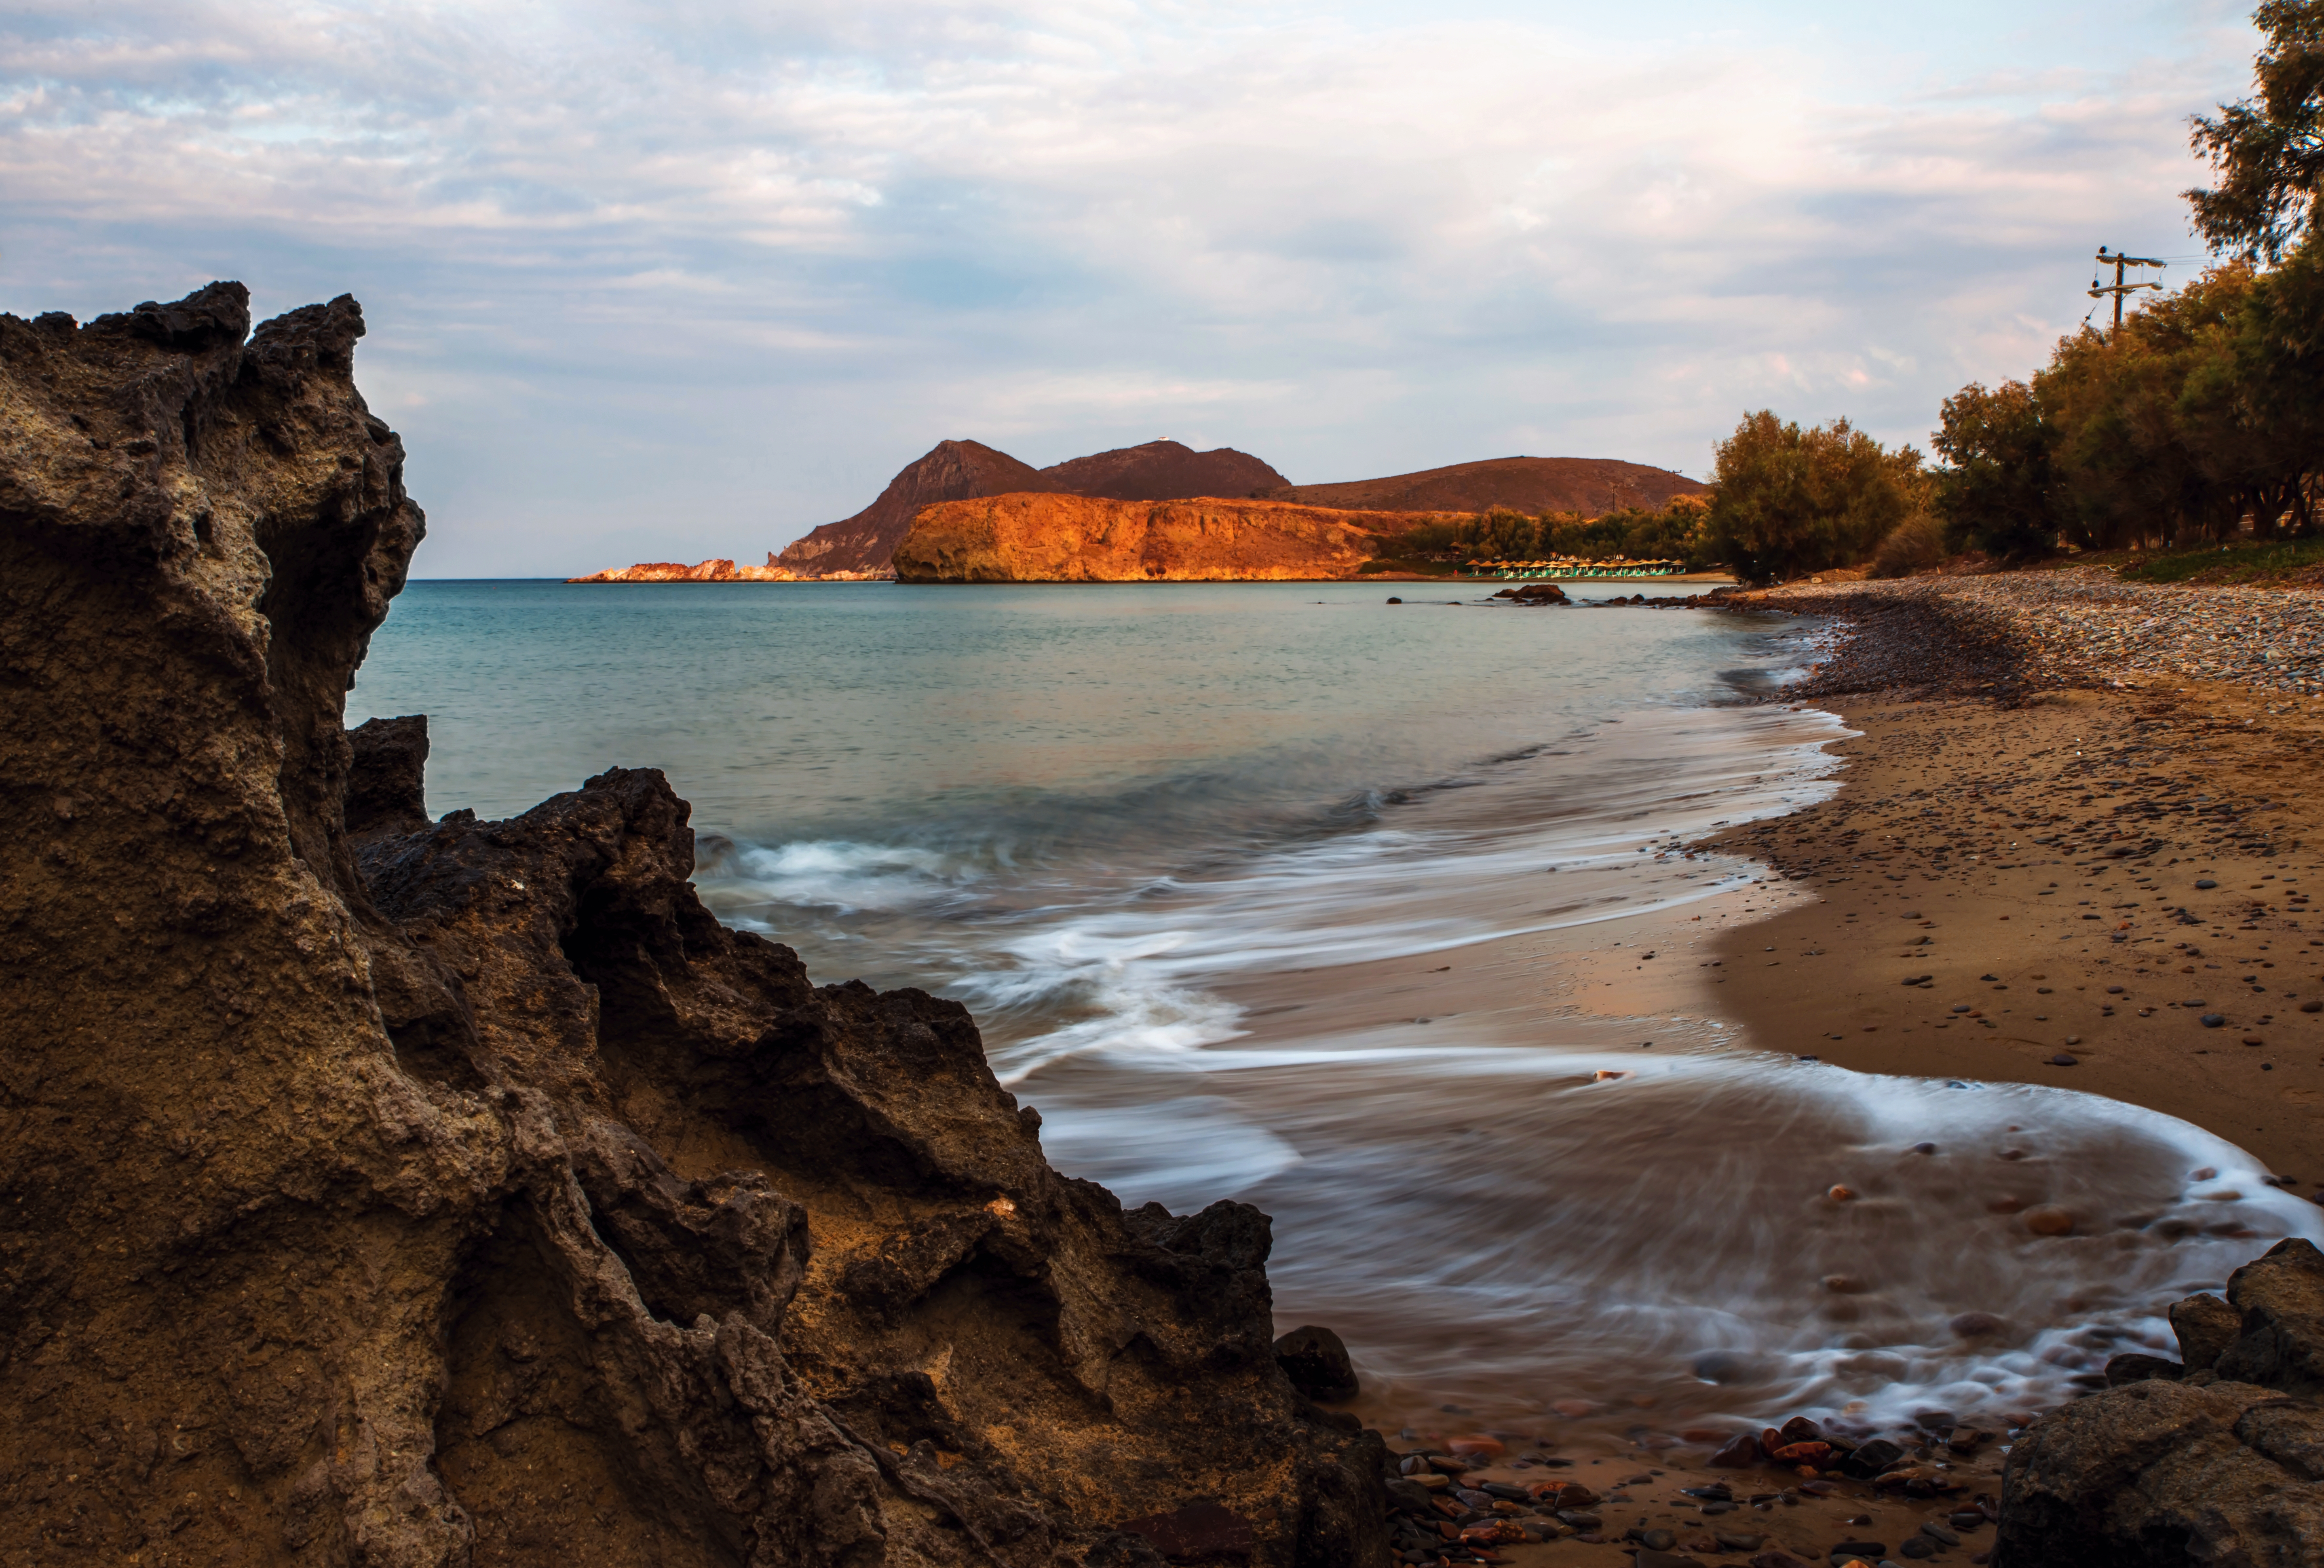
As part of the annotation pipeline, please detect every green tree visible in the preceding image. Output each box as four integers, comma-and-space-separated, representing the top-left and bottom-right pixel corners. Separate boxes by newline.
1930, 380, 2059, 559
2037, 266, 2254, 549
2189, 2, 2324, 261
2178, 248, 2324, 534
1703, 412, 1922, 582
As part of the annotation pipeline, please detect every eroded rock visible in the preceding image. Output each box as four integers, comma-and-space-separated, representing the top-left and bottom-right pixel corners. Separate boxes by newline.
1996, 1239, 2324, 1566
0, 285, 1390, 1568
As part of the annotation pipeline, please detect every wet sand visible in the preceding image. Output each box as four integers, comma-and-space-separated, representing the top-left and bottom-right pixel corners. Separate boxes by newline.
1706, 684, 2324, 1188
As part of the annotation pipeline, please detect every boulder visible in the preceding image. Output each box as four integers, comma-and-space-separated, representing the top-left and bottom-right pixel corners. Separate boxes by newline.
1274, 1323, 1361, 1401
0, 285, 1391, 1568
1995, 1239, 2324, 1566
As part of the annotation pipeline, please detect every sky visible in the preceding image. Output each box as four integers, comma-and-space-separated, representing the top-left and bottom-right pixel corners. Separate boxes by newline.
0, 0, 2266, 576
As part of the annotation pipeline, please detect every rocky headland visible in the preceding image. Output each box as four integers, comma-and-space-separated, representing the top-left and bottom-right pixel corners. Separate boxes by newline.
890, 493, 1432, 582
767, 439, 1291, 579
0, 284, 1393, 1566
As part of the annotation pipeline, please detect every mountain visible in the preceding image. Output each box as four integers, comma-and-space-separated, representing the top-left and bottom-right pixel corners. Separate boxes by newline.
1038, 439, 1287, 501
773, 439, 1067, 575
1267, 456, 1705, 515
893, 494, 1427, 582
771, 439, 1292, 576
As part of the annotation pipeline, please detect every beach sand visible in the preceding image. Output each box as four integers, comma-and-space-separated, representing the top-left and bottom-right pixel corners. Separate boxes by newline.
1705, 684, 2324, 1189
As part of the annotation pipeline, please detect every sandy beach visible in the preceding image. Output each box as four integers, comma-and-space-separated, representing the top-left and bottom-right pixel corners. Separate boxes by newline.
1701, 572, 2324, 1188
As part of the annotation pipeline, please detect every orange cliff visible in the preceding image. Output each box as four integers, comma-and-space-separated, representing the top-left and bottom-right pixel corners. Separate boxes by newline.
891, 493, 1431, 582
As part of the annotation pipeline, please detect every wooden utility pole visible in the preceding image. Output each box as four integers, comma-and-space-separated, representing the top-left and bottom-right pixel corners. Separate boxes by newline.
2090, 247, 2166, 327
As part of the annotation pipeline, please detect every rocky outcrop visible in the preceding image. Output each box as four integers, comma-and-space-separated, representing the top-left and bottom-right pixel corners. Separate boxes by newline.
567, 559, 818, 583
892, 494, 1427, 582
776, 440, 1066, 576
0, 285, 1391, 1567
1993, 1238, 2324, 1566
770, 440, 1292, 579
1039, 441, 1287, 502
1266, 456, 1705, 515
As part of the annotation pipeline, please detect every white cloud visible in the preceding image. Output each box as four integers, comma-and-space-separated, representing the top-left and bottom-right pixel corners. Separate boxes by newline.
0, 0, 2262, 573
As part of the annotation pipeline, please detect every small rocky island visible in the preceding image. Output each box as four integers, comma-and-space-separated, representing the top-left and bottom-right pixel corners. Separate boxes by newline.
0, 285, 1390, 1566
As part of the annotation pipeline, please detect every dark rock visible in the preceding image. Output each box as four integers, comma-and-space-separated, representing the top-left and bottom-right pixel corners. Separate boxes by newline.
1274, 1323, 1361, 1401
1996, 1240, 2324, 1566
345, 713, 432, 839
1995, 1377, 2324, 1565
1709, 1433, 1765, 1468
1509, 582, 1570, 604
1899, 1538, 1934, 1559
1627, 1526, 1677, 1548
2214, 1237, 2324, 1396
1386, 596, 1402, 604
2202, 1013, 2227, 1027
2173, 1288, 2245, 1372
2048, 1052, 2078, 1066
0, 285, 1391, 1568
2104, 1353, 2184, 1387
1115, 1500, 1257, 1561
1384, 1479, 1435, 1515
1828, 1543, 1886, 1561
1837, 1437, 1905, 1478
1087, 1530, 1171, 1568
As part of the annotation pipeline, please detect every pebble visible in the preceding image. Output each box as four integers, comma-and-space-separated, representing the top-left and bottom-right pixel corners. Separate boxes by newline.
2202, 1013, 2226, 1027
2049, 1052, 2078, 1066
2244, 1034, 2265, 1046
2196, 878, 2219, 889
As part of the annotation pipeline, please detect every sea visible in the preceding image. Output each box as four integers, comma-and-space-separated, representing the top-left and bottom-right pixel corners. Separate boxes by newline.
354, 578, 2321, 1441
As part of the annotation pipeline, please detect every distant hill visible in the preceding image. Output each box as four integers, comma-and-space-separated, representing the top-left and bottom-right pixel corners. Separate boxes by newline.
1267, 456, 1705, 516
774, 438, 1292, 575
1039, 439, 1286, 501
775, 439, 1066, 576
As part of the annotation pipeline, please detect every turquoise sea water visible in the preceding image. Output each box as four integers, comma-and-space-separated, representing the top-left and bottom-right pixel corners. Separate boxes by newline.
355, 579, 2320, 1438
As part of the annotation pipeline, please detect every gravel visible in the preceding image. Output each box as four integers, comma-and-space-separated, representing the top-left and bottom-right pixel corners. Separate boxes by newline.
1735, 568, 2324, 699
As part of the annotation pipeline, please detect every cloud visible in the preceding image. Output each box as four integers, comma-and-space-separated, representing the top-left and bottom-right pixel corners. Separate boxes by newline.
0, 0, 2261, 573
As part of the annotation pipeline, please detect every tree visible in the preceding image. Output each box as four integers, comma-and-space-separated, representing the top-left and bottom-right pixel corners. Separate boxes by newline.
1930, 380, 2059, 559
2189, 1, 2324, 261
1703, 412, 1922, 582
2178, 247, 2324, 534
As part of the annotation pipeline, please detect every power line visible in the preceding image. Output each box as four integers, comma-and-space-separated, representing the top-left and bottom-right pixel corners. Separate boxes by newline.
2090, 246, 2166, 329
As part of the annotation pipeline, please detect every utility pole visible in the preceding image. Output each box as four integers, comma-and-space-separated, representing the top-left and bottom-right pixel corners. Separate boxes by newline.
2090, 247, 2166, 328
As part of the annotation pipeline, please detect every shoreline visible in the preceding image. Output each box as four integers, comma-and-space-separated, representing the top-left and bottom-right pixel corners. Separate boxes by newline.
1702, 572, 2324, 1188
1704, 685, 2324, 1189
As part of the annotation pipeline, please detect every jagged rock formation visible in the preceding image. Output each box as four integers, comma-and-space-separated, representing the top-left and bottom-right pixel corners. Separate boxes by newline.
1039, 441, 1286, 502
893, 494, 1425, 582
1993, 1237, 2324, 1566
0, 284, 1391, 1567
1266, 456, 1705, 516
775, 441, 1065, 576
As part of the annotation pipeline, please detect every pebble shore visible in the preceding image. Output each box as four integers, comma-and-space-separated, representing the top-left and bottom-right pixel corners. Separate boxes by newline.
1736, 567, 2324, 699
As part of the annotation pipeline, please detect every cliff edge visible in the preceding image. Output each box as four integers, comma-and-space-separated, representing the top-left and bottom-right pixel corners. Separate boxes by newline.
892, 494, 1424, 582
0, 285, 1390, 1566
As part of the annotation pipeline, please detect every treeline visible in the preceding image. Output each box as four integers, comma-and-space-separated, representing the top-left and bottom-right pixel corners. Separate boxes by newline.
1391, 497, 1714, 568
1701, 1, 2324, 583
